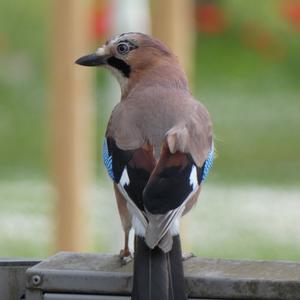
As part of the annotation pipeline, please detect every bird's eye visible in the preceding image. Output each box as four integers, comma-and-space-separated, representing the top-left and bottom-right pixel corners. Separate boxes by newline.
117, 43, 130, 55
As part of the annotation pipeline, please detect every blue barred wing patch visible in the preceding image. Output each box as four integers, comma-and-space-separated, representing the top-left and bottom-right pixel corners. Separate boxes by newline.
102, 138, 114, 180
201, 143, 215, 182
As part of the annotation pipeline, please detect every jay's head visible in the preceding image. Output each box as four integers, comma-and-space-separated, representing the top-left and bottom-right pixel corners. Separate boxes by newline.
75, 32, 179, 91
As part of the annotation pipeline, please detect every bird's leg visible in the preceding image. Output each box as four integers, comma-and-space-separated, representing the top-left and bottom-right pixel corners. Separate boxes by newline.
119, 229, 130, 257
120, 229, 133, 264
113, 183, 133, 264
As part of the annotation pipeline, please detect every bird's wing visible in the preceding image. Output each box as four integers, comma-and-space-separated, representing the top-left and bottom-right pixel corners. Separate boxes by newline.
106, 102, 145, 150
143, 102, 214, 252
167, 100, 213, 167
104, 99, 214, 252
142, 141, 212, 252
103, 136, 155, 233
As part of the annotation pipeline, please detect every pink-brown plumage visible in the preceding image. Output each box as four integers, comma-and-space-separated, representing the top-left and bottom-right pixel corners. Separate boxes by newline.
76, 32, 214, 300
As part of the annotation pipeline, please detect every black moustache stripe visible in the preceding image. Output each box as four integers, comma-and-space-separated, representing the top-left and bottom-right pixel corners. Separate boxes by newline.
107, 56, 131, 78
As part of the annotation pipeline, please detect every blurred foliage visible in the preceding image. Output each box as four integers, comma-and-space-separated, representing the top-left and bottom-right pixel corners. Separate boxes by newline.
224, 0, 286, 30
0, 0, 49, 179
1, 0, 300, 260
2, 182, 300, 260
195, 0, 300, 185
0, 0, 299, 186
195, 33, 300, 185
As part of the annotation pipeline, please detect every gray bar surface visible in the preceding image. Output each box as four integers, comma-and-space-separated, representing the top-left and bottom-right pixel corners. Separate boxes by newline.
44, 294, 129, 300
43, 293, 212, 300
26, 252, 300, 299
0, 260, 39, 300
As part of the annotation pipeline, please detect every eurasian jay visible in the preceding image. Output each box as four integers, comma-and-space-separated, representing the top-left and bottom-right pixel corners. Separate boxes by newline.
76, 32, 214, 300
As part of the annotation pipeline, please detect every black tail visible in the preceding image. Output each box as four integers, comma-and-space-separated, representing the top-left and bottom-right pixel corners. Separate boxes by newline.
132, 235, 187, 300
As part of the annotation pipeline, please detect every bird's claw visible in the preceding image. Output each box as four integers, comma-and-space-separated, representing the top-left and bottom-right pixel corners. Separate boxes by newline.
119, 249, 133, 265
121, 255, 133, 265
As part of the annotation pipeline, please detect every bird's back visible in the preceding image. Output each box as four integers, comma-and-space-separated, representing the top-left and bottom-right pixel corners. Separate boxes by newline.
107, 84, 212, 164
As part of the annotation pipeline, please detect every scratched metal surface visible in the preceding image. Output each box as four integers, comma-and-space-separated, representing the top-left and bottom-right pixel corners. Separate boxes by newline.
25, 252, 300, 300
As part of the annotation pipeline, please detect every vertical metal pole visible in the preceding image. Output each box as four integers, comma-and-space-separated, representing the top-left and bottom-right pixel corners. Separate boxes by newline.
52, 0, 92, 252
150, 0, 195, 76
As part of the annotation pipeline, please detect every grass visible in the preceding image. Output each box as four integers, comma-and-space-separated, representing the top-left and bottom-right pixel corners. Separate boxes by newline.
0, 0, 48, 179
1, 180, 300, 261
188, 184, 300, 260
194, 33, 300, 185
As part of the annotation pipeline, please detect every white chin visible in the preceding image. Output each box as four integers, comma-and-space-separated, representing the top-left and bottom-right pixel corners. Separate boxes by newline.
106, 66, 128, 92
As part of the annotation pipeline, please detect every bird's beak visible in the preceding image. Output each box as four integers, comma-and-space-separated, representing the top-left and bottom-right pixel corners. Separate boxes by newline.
75, 47, 109, 67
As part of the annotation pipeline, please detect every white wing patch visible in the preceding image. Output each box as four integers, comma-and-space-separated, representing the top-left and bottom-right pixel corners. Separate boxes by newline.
189, 165, 198, 191
120, 167, 130, 187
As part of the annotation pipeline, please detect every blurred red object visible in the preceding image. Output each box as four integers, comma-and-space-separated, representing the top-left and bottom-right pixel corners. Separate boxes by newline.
196, 3, 228, 34
91, 4, 112, 40
241, 23, 285, 60
280, 0, 300, 31
0, 33, 9, 53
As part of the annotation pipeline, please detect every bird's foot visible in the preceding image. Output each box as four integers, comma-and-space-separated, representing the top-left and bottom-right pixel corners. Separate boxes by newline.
182, 252, 195, 261
119, 249, 133, 265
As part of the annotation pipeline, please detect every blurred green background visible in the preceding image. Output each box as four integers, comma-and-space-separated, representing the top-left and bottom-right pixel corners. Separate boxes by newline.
0, 0, 300, 259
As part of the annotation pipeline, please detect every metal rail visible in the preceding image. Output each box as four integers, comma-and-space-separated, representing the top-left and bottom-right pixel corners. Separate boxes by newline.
0, 259, 39, 300
2, 253, 300, 300
22, 252, 300, 300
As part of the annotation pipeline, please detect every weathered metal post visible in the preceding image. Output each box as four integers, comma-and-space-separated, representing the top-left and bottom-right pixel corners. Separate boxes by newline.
150, 0, 195, 76
24, 253, 300, 299
51, 0, 92, 252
